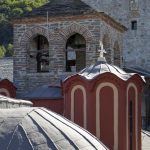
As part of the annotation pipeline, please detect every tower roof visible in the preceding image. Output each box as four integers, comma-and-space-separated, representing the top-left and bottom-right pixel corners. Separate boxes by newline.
21, 0, 97, 18
13, 0, 127, 32
78, 61, 139, 80
0, 107, 108, 150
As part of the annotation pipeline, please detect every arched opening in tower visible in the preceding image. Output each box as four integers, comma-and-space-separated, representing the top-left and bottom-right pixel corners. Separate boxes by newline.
66, 33, 86, 72
29, 35, 49, 72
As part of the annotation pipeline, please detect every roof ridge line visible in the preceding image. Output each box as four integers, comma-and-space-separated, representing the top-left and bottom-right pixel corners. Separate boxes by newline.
40, 108, 103, 149
34, 109, 79, 149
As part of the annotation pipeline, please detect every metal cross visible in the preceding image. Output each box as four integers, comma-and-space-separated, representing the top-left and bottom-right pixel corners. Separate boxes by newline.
98, 41, 106, 58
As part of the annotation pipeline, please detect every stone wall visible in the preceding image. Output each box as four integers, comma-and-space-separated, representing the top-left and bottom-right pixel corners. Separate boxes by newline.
13, 18, 123, 94
123, 0, 150, 70
0, 58, 13, 81
82, 0, 150, 71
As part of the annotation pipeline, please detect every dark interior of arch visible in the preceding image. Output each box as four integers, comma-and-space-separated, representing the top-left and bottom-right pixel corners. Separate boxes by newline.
31, 34, 49, 72
66, 33, 86, 49
66, 33, 86, 72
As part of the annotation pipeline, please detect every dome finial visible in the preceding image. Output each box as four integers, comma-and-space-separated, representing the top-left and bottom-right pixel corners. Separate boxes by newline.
98, 41, 106, 62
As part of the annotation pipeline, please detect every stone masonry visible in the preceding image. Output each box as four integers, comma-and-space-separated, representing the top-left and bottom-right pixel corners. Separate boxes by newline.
82, 0, 150, 70
13, 15, 124, 94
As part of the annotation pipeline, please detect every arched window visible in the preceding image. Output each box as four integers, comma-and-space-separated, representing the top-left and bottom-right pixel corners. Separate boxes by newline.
29, 35, 49, 72
102, 34, 111, 64
66, 33, 86, 72
113, 41, 121, 67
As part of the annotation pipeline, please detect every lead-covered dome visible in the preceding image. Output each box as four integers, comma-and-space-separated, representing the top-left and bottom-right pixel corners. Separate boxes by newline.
79, 61, 136, 80
0, 95, 32, 108
0, 107, 108, 150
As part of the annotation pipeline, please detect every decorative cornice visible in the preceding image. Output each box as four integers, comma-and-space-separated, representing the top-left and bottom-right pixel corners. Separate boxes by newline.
13, 12, 127, 33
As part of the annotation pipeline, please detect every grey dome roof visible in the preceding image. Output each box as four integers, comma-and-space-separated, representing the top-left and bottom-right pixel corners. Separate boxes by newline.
78, 61, 135, 80
0, 95, 32, 108
0, 107, 108, 150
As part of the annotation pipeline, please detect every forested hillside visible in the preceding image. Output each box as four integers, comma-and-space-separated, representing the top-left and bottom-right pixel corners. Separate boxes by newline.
0, 0, 48, 58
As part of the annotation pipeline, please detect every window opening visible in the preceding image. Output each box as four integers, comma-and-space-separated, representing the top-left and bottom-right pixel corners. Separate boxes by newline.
31, 35, 49, 72
102, 34, 111, 64
66, 34, 86, 72
131, 21, 137, 30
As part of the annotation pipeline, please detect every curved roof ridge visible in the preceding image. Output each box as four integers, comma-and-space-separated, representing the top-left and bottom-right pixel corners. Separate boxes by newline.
99, 63, 102, 74
41, 108, 107, 149
7, 125, 34, 150
105, 63, 112, 73
86, 63, 101, 76
7, 125, 20, 149
0, 107, 108, 149
33, 108, 79, 149
77, 61, 144, 81
0, 108, 36, 149
111, 64, 128, 75
28, 112, 60, 149
18, 124, 34, 149
89, 63, 98, 75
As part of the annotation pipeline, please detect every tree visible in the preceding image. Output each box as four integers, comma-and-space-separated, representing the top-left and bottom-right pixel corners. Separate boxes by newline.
5, 43, 13, 57
0, 45, 6, 58
0, 0, 49, 56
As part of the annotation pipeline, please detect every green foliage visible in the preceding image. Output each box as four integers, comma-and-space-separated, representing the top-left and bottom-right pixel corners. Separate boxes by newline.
0, 0, 49, 57
0, 44, 14, 58
5, 44, 13, 57
0, 0, 48, 19
0, 45, 6, 58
